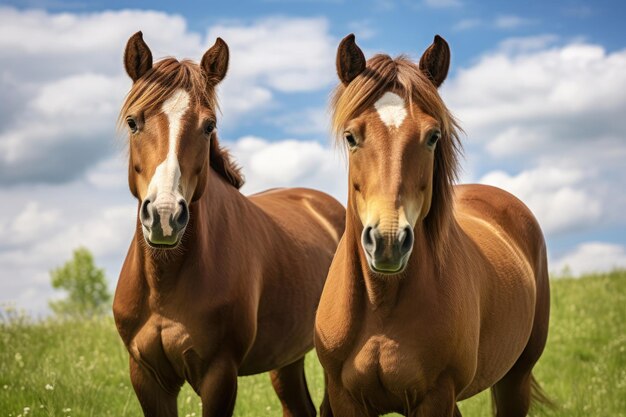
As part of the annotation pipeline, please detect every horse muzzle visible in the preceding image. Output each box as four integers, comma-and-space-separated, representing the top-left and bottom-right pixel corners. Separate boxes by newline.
361, 224, 414, 274
140, 194, 189, 248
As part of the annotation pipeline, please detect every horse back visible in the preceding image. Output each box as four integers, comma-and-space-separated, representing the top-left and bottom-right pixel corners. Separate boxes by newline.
249, 187, 345, 254
454, 184, 546, 266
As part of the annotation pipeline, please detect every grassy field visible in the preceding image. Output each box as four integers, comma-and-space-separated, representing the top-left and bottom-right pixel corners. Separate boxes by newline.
1, 270, 625, 416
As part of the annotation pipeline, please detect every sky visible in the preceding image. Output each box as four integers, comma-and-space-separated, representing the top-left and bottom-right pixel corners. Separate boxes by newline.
1, 0, 625, 314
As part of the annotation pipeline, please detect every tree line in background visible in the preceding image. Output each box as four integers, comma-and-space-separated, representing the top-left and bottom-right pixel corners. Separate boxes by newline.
49, 247, 111, 316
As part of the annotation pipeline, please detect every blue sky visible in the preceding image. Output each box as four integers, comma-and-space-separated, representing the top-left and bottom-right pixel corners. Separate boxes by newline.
1, 0, 625, 313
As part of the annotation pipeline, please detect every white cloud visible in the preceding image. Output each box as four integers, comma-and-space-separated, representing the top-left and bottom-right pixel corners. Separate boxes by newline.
480, 166, 601, 235
552, 242, 626, 276
229, 136, 347, 202
0, 7, 199, 184
0, 7, 337, 184
1, 199, 134, 268
0, 73, 126, 183
347, 20, 377, 40
454, 16, 539, 32
0, 195, 135, 314
454, 18, 482, 31
85, 154, 129, 189
494, 15, 536, 29
30, 73, 124, 117
218, 85, 273, 122
36, 205, 136, 260
444, 41, 626, 137
211, 17, 336, 128
497, 34, 559, 52
267, 107, 330, 135
209, 17, 335, 93
0, 8, 201, 77
11, 202, 60, 244
443, 38, 626, 236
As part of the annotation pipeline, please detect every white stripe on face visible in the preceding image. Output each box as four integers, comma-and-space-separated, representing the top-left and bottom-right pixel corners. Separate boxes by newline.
374, 92, 407, 129
145, 89, 190, 236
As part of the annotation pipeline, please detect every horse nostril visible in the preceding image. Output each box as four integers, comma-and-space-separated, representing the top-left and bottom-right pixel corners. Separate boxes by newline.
140, 199, 152, 226
361, 226, 377, 255
174, 200, 189, 228
399, 225, 414, 255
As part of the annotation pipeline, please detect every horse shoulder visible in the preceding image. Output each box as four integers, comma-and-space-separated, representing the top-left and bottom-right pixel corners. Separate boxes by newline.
113, 241, 148, 346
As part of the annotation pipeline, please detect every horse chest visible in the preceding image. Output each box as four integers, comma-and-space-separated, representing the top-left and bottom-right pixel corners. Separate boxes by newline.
130, 314, 202, 385
341, 334, 430, 403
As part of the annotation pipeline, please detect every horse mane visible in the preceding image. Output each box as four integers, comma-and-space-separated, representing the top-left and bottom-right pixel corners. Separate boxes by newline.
330, 54, 462, 264
118, 57, 244, 189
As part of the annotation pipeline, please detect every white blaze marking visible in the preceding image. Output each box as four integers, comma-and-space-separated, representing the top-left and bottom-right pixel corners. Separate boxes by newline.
374, 92, 407, 129
146, 89, 190, 236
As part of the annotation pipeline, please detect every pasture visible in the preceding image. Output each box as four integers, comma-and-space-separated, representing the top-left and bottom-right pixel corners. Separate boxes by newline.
1, 270, 624, 416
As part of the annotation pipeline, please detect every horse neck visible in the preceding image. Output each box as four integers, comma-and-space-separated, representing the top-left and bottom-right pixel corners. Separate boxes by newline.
344, 190, 453, 312
134, 168, 244, 292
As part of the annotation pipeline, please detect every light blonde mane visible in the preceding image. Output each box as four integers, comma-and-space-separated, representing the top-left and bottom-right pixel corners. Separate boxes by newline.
331, 54, 462, 264
119, 58, 244, 189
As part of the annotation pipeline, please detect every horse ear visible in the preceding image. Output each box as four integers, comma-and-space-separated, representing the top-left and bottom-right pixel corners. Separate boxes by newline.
419, 35, 450, 88
201, 38, 229, 86
124, 31, 153, 82
337, 34, 366, 85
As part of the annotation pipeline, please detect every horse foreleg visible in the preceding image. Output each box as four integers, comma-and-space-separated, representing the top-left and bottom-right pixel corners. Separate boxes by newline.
325, 376, 376, 417
269, 356, 316, 417
198, 355, 238, 417
129, 357, 181, 417
319, 371, 334, 417
410, 377, 457, 417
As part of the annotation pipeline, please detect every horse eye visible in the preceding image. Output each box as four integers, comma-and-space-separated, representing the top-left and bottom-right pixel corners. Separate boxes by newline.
204, 121, 216, 136
427, 130, 441, 148
127, 117, 138, 134
344, 132, 357, 148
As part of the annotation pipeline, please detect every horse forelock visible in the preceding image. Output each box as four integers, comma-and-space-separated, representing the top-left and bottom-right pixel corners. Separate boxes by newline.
119, 58, 216, 122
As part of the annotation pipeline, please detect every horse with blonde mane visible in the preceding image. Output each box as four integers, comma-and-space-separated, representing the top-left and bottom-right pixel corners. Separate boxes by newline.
113, 32, 345, 417
315, 34, 551, 417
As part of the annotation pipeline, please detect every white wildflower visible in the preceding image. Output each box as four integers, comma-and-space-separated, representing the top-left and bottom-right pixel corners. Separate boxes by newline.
15, 352, 24, 368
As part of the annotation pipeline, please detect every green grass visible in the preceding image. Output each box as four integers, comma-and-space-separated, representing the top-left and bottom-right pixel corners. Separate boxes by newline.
1, 270, 625, 416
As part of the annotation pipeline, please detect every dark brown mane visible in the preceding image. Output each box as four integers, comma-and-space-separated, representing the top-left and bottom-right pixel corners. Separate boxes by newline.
331, 54, 462, 263
119, 57, 244, 189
